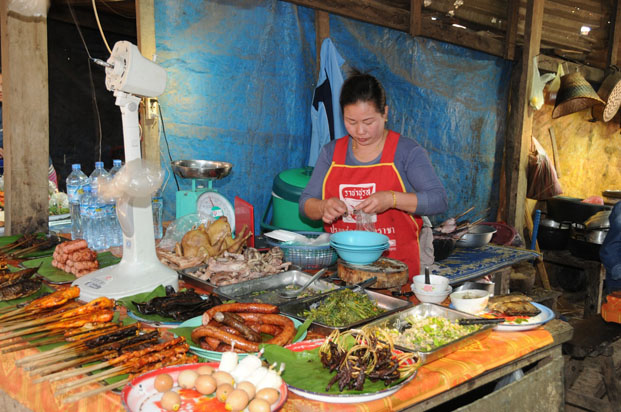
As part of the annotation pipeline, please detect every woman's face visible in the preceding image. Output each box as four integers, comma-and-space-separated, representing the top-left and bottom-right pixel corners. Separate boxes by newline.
343, 101, 387, 147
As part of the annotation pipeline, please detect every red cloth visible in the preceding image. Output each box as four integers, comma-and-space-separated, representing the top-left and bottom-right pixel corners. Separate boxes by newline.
322, 131, 423, 278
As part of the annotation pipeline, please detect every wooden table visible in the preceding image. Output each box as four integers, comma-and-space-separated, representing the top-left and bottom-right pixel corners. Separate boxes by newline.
0, 319, 572, 412
401, 319, 572, 411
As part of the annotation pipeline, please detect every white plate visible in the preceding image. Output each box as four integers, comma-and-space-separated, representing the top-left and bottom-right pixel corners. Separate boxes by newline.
174, 315, 307, 361
49, 213, 70, 221
283, 340, 417, 404
264, 230, 308, 243
492, 302, 555, 331
121, 362, 288, 412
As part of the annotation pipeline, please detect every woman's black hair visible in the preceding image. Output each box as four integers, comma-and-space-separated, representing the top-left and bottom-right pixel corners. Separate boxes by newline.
339, 69, 386, 114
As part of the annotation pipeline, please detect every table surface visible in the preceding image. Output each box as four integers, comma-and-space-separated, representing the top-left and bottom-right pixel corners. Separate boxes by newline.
431, 244, 540, 284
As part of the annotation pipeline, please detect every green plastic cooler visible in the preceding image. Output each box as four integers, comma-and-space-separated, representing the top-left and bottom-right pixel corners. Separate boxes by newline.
261, 167, 323, 232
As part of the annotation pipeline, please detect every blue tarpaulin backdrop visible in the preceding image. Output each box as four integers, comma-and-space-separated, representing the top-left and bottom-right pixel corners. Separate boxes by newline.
154, 0, 512, 233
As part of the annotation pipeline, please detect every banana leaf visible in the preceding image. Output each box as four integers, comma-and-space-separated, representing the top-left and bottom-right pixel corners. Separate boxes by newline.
116, 285, 174, 324
21, 251, 121, 284
261, 341, 412, 395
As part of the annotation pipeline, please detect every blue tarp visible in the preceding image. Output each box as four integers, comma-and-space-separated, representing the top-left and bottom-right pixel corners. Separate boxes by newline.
154, 0, 512, 232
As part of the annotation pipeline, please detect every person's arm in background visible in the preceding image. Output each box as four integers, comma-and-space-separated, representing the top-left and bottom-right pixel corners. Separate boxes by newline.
600, 203, 621, 280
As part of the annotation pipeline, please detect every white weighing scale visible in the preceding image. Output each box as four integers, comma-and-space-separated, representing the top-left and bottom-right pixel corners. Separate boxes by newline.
73, 41, 178, 301
171, 159, 236, 232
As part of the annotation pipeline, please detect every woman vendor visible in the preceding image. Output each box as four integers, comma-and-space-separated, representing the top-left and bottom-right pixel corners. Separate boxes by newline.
299, 71, 447, 278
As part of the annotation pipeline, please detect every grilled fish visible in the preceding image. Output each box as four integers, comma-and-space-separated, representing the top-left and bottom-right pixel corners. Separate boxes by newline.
0, 278, 42, 301
0, 267, 39, 288
488, 294, 540, 317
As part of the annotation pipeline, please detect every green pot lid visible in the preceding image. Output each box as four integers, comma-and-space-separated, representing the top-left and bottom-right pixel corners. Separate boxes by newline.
273, 167, 314, 203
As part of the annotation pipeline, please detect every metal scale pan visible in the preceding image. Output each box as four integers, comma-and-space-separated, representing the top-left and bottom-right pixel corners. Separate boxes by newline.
171, 160, 235, 230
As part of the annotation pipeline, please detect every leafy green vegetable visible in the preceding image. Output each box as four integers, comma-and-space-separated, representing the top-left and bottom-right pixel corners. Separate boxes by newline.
301, 289, 385, 326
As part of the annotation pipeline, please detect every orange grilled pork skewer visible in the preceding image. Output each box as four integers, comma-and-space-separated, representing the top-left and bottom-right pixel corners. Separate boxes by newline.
0, 297, 115, 333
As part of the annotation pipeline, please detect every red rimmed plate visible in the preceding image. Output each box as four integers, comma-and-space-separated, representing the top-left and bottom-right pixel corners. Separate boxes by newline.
121, 362, 288, 412
283, 339, 418, 403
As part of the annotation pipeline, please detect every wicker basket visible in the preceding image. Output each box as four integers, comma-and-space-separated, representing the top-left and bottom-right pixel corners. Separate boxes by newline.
265, 231, 337, 270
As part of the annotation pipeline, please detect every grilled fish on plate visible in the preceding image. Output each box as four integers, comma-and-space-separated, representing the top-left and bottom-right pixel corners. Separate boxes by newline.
0, 278, 42, 301
488, 293, 540, 317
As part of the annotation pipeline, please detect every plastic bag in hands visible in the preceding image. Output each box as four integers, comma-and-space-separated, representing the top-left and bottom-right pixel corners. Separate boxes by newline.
157, 213, 214, 252
354, 209, 377, 232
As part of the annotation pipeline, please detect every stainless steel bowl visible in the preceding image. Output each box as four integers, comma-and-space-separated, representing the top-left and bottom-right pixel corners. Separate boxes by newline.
456, 225, 497, 248
171, 160, 232, 180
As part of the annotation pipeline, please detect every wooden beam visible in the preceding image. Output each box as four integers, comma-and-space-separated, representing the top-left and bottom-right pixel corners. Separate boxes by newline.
503, 0, 544, 233
409, 0, 422, 37
315, 10, 330, 75
283, 0, 506, 58
420, 18, 505, 57
608, 0, 621, 67
135, 0, 160, 165
0, 3, 50, 235
504, 0, 519, 60
537, 54, 604, 83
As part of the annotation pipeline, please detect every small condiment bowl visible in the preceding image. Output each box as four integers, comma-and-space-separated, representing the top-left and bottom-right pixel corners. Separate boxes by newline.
412, 274, 449, 294
414, 285, 452, 304
450, 289, 490, 314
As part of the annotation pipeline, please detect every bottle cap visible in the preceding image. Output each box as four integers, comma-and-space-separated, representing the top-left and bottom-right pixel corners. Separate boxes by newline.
95, 161, 104, 168
72, 164, 81, 170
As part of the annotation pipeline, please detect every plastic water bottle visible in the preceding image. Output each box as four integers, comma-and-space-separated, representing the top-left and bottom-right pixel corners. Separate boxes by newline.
79, 185, 92, 246
152, 189, 164, 240
90, 184, 108, 251
109, 159, 123, 176
89, 162, 111, 249
108, 159, 123, 246
66, 164, 89, 240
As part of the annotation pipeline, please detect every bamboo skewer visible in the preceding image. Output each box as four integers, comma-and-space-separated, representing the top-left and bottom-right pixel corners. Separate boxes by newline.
0, 303, 20, 314
62, 378, 129, 404
29, 350, 116, 376
0, 313, 67, 332
2, 336, 66, 354
55, 365, 129, 394
16, 341, 85, 366
33, 357, 120, 384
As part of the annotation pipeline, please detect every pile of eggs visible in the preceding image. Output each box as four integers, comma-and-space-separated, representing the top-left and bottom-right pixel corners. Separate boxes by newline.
154, 351, 283, 412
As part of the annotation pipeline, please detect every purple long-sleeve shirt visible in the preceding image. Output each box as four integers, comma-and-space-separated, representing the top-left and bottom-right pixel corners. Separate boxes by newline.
299, 134, 448, 218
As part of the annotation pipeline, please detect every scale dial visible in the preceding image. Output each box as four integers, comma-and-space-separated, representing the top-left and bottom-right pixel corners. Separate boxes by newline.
196, 191, 236, 232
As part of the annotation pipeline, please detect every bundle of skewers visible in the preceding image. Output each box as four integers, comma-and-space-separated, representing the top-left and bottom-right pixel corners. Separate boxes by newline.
0, 286, 197, 403
0, 233, 62, 259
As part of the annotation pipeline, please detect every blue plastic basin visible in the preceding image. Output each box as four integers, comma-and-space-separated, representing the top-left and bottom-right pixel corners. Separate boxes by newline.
329, 231, 389, 248
332, 244, 387, 265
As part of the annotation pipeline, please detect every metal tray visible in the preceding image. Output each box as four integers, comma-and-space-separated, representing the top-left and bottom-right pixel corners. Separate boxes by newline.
363, 303, 494, 365
213, 270, 339, 306
178, 264, 302, 293
278, 288, 412, 335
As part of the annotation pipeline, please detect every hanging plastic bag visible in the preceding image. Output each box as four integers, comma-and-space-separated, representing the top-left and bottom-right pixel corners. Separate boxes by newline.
527, 136, 563, 200
354, 209, 376, 232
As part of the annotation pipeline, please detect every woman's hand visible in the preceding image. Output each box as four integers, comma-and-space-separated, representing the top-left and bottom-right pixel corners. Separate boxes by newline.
320, 197, 348, 224
356, 191, 393, 215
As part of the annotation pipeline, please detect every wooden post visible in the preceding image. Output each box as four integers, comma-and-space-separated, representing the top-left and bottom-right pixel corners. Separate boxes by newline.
0, 4, 50, 235
409, 0, 422, 37
136, 0, 160, 165
315, 10, 330, 75
608, 0, 621, 67
503, 0, 544, 234
504, 0, 519, 61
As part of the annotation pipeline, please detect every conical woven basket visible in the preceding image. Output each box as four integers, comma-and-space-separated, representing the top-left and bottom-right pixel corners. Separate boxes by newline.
553, 72, 604, 119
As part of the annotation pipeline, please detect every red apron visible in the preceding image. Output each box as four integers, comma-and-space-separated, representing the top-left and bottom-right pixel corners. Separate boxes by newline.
323, 130, 423, 279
